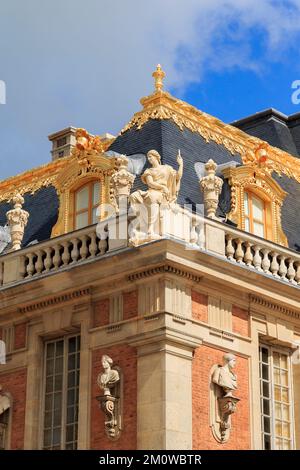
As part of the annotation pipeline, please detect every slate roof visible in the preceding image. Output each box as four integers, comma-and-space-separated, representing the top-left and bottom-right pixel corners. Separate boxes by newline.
0, 186, 59, 247
1, 108, 300, 252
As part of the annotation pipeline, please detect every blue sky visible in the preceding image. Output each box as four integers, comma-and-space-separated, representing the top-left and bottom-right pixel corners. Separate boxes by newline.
1, 0, 300, 180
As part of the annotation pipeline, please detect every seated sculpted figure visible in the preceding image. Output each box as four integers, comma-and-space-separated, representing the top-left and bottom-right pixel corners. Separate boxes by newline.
129, 149, 183, 238
130, 149, 183, 206
97, 355, 120, 396
212, 353, 238, 397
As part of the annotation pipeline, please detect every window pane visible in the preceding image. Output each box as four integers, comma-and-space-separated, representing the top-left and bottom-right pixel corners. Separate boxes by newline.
273, 352, 280, 367
282, 405, 290, 421
252, 196, 264, 221
75, 211, 89, 230
76, 186, 89, 211
244, 192, 249, 215
261, 348, 269, 364
281, 371, 288, 387
43, 336, 80, 450
281, 388, 289, 403
253, 221, 264, 237
93, 182, 100, 205
245, 217, 250, 232
92, 207, 98, 224
259, 346, 293, 450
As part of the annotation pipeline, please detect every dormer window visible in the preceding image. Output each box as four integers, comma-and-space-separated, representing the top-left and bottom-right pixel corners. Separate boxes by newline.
74, 181, 100, 230
244, 192, 266, 238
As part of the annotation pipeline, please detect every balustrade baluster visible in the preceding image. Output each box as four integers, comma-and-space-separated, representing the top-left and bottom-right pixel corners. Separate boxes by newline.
71, 239, 79, 263
287, 258, 296, 283
89, 232, 98, 257
79, 235, 88, 260
225, 234, 235, 260
279, 256, 288, 281
270, 252, 279, 277
235, 238, 244, 264
253, 245, 262, 271
244, 242, 253, 266
27, 253, 35, 277
62, 241, 70, 266
53, 244, 61, 270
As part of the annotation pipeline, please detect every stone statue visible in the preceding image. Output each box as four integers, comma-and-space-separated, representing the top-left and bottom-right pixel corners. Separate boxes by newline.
0, 386, 10, 415
199, 159, 223, 218
129, 149, 183, 240
6, 193, 29, 251
97, 355, 120, 396
130, 149, 183, 207
210, 353, 240, 443
96, 355, 121, 439
110, 155, 135, 211
212, 353, 237, 397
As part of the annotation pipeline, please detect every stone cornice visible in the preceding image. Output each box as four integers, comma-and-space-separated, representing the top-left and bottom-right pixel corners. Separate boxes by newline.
17, 287, 91, 314
127, 263, 202, 283
250, 294, 300, 320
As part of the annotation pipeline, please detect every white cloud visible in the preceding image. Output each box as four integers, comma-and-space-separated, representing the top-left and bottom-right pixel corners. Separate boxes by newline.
1, 0, 300, 178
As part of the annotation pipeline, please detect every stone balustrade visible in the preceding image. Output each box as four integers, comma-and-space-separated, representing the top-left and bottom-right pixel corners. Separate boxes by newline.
0, 223, 108, 286
223, 225, 300, 285
0, 210, 300, 288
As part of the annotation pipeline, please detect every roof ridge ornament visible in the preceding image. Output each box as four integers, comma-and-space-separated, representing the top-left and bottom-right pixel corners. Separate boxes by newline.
152, 64, 165, 92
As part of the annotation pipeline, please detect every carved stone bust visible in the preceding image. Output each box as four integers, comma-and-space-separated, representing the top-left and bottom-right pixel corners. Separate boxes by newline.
97, 355, 120, 396
212, 353, 238, 397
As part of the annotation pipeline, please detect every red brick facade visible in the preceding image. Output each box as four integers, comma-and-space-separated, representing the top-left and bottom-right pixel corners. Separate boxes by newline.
232, 306, 249, 337
123, 290, 138, 320
192, 291, 208, 322
14, 322, 27, 350
0, 368, 27, 449
192, 345, 250, 450
93, 298, 110, 328
91, 345, 137, 450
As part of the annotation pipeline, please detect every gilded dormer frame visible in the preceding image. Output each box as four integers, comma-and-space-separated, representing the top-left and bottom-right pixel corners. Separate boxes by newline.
222, 165, 288, 246
52, 152, 115, 237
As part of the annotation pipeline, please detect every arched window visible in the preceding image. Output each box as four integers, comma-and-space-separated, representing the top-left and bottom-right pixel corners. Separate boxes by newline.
74, 181, 101, 230
244, 191, 266, 238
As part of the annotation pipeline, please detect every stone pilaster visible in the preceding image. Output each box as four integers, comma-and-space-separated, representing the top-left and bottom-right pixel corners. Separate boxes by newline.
129, 331, 201, 450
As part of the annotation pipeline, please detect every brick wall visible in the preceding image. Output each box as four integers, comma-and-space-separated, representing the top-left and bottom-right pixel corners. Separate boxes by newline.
192, 345, 250, 449
232, 306, 249, 337
14, 323, 27, 350
192, 291, 208, 322
91, 345, 137, 449
123, 290, 138, 320
0, 368, 27, 449
93, 299, 109, 328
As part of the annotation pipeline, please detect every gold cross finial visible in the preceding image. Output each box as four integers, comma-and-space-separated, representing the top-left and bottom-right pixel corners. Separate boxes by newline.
152, 64, 165, 92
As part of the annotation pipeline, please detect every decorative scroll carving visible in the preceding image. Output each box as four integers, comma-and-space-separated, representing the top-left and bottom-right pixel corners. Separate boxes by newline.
121, 67, 300, 183
6, 193, 29, 251
96, 355, 121, 440
199, 159, 223, 218
129, 149, 183, 244
210, 353, 240, 443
